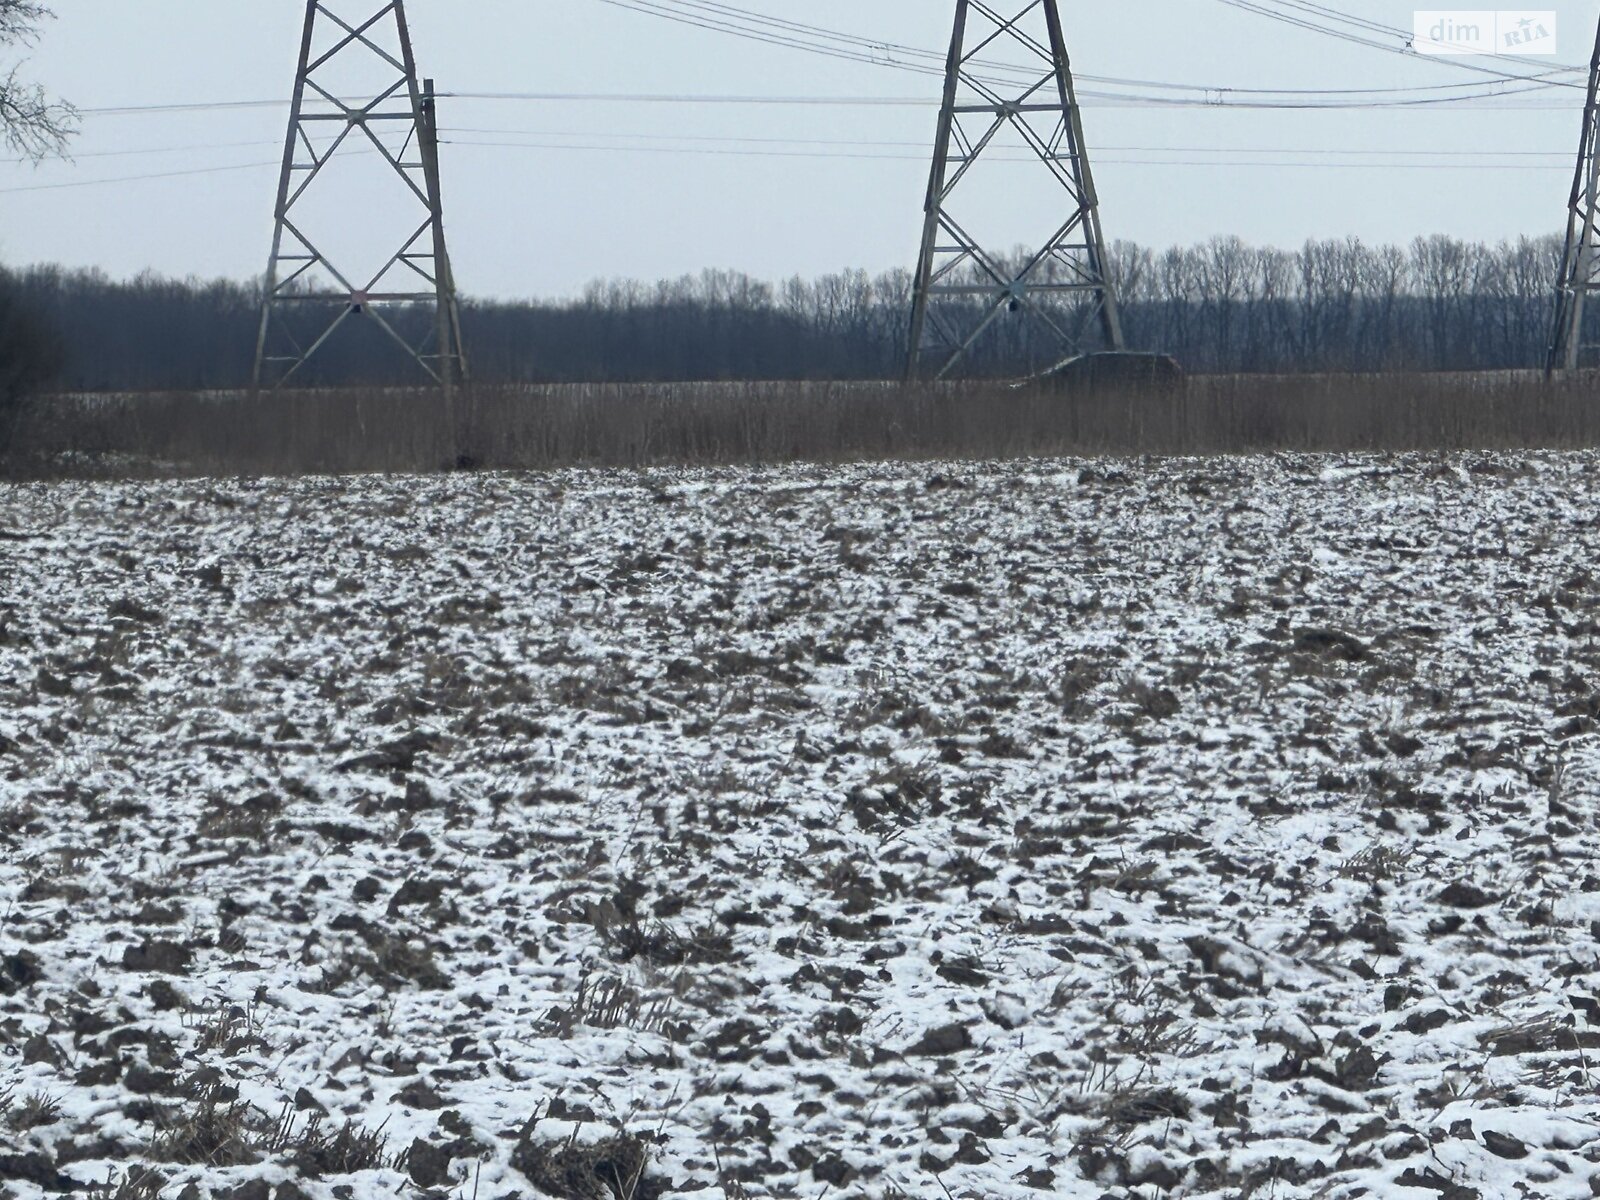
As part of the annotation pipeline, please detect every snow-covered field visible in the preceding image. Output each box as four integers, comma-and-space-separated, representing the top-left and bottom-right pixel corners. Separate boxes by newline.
2, 454, 1599, 1200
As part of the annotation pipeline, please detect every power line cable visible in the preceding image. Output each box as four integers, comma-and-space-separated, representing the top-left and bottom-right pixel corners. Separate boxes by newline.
2, 137, 282, 165
442, 136, 1574, 170
0, 142, 401, 193
604, 0, 1073, 85
600, 0, 1570, 94
587, 0, 948, 79
80, 99, 287, 116
1269, 0, 1576, 71
0, 160, 282, 193
6, 121, 1580, 163
1213, 0, 1582, 85
65, 87, 1586, 117
596, 0, 1583, 94
445, 85, 1570, 110
1266, 0, 1401, 38
444, 124, 1576, 157
1, 130, 1577, 193
52, 2, 1594, 130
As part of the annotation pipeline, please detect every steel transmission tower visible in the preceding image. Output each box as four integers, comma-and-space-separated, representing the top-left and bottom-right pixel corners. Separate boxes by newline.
1549, 17, 1600, 375
906, 0, 1124, 381
253, 1, 467, 396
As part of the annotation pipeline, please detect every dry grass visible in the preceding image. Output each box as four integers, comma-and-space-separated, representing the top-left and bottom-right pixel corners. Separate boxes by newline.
5, 369, 1600, 480
148, 1099, 259, 1167
544, 969, 678, 1039
147, 1097, 393, 1177
267, 1111, 392, 1177
99, 1167, 166, 1200
1336, 844, 1415, 882
510, 1129, 659, 1200
5, 1089, 62, 1132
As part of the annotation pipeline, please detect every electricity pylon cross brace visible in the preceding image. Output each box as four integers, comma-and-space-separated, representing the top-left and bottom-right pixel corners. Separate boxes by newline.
1549, 16, 1600, 375
253, 0, 467, 396
907, 0, 1125, 381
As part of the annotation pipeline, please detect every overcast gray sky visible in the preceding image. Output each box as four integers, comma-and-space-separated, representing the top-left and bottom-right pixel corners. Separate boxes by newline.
1, 1, 1595, 299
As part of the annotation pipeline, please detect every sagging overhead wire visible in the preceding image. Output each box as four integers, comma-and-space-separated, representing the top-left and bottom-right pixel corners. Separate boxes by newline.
590, 0, 1585, 97
5, 120, 1580, 191
445, 127, 1577, 157
56, 0, 1596, 127
586, 0, 949, 80
636, 0, 1566, 97
1252, 0, 1578, 72
1212, 0, 1583, 85
0, 141, 400, 193
15, 3, 1592, 195
442, 133, 1576, 170
441, 85, 1571, 111
0, 160, 284, 193
71, 87, 1585, 119
3, 147, 1574, 195
11, 120, 1583, 167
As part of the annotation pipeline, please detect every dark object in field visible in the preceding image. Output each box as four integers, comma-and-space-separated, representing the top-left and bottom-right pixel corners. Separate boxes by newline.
406, 1137, 452, 1188
1033, 351, 1185, 395
121, 939, 192, 975
1481, 1130, 1529, 1160
1, 949, 42, 994
395, 1079, 445, 1111
0, 1151, 72, 1192
935, 959, 990, 988
1436, 881, 1497, 909
1292, 627, 1371, 663
1106, 1087, 1193, 1127
510, 1133, 660, 1200
335, 730, 442, 774
108, 597, 163, 624
903, 1022, 973, 1057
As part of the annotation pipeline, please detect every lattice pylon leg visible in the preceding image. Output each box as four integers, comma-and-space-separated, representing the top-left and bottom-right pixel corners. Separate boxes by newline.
252, 1, 467, 398
1549, 16, 1600, 376
906, 0, 1125, 382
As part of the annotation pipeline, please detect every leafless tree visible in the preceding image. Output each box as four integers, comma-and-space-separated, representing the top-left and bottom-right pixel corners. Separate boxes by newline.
1, 1, 74, 161
1198, 236, 1247, 367
0, 232, 1580, 389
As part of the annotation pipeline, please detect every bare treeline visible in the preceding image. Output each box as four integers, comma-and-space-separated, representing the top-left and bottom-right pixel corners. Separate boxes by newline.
1109, 233, 1562, 375
0, 232, 1572, 390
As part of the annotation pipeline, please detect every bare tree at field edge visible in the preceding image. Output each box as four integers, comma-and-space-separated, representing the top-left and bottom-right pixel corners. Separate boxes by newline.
0, 0, 74, 161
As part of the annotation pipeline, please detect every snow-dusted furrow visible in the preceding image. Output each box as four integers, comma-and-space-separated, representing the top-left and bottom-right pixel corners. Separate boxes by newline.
1, 453, 1598, 1199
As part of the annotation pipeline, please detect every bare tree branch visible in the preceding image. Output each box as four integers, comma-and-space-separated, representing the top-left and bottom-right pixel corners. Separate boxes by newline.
0, 0, 75, 162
